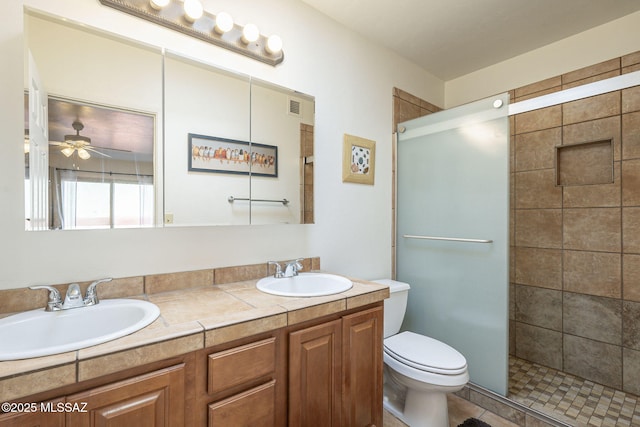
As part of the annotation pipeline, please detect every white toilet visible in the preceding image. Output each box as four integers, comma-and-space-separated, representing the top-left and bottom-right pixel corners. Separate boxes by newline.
374, 279, 469, 427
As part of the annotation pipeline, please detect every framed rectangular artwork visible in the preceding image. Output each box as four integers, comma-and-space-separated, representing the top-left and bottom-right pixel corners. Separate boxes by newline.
342, 133, 375, 185
188, 133, 278, 177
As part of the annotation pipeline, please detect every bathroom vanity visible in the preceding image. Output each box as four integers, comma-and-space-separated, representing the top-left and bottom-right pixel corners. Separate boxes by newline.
0, 266, 387, 427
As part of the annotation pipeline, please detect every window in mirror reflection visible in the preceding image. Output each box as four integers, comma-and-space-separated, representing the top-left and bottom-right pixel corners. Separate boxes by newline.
24, 96, 156, 230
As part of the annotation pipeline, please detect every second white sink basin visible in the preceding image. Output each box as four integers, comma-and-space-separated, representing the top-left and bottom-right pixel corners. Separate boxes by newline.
256, 273, 352, 297
0, 299, 160, 361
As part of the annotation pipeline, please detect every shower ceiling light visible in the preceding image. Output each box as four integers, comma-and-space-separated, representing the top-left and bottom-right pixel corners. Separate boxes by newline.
99, 0, 284, 66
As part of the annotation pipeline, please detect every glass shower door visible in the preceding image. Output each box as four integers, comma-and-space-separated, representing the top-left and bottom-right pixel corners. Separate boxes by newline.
396, 93, 510, 395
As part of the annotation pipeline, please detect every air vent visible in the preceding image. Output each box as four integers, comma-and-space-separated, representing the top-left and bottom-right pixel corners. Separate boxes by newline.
288, 97, 301, 117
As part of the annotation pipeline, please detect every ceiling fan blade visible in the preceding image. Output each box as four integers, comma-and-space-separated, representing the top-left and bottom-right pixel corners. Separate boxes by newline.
49, 141, 66, 146
90, 145, 132, 153
85, 147, 112, 158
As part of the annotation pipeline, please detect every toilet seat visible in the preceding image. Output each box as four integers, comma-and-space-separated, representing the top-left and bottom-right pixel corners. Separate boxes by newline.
383, 331, 467, 375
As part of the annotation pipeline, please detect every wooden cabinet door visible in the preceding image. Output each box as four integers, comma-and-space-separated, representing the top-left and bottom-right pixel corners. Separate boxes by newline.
289, 319, 342, 427
208, 380, 276, 426
66, 364, 185, 427
0, 399, 64, 427
342, 307, 383, 427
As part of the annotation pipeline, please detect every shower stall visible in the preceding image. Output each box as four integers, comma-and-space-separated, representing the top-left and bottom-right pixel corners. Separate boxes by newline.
395, 67, 640, 424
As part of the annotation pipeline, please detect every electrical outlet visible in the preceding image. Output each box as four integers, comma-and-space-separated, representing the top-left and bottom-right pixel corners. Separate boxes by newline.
164, 213, 174, 224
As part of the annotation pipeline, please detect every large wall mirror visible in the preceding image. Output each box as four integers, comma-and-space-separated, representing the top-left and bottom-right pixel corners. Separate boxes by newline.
24, 9, 315, 230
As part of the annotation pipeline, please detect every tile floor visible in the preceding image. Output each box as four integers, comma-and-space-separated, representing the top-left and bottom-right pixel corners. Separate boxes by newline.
509, 357, 640, 427
384, 357, 640, 427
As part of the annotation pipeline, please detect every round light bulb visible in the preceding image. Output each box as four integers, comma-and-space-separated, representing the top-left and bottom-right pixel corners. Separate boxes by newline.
150, 0, 170, 10
183, 0, 203, 22
61, 147, 74, 157
77, 148, 91, 160
266, 34, 283, 54
214, 12, 233, 34
241, 23, 259, 44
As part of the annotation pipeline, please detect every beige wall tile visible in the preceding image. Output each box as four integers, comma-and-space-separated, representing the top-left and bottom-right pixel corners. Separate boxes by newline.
564, 293, 622, 345
145, 269, 213, 294
562, 70, 620, 90
623, 254, 640, 302
514, 105, 562, 134
515, 322, 562, 370
563, 92, 621, 126
563, 334, 622, 389
215, 263, 267, 284
622, 51, 640, 68
515, 209, 563, 249
562, 116, 621, 160
622, 86, 640, 114
623, 348, 640, 395
563, 208, 621, 252
514, 248, 562, 289
514, 285, 562, 330
622, 111, 640, 159
562, 58, 620, 85
622, 159, 640, 206
623, 207, 640, 253
514, 76, 562, 99
514, 169, 562, 209
514, 128, 561, 172
623, 301, 640, 350
557, 140, 615, 186
563, 251, 621, 298
563, 161, 620, 208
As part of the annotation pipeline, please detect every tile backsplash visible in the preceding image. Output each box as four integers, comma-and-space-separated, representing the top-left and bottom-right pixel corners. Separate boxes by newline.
0, 257, 320, 316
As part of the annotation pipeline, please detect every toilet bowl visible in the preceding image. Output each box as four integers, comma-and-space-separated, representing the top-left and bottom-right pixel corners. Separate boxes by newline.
374, 279, 469, 427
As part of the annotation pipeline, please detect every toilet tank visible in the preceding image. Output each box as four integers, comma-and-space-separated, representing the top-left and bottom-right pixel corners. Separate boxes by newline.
373, 279, 410, 338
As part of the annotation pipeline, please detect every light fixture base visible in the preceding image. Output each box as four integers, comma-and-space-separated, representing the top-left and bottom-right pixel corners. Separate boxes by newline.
99, 0, 284, 66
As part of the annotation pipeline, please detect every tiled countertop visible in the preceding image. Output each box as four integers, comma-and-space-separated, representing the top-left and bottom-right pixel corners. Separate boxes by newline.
0, 275, 389, 402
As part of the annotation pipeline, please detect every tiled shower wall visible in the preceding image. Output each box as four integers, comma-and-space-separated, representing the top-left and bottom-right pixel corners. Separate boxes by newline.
510, 51, 640, 395
392, 52, 640, 395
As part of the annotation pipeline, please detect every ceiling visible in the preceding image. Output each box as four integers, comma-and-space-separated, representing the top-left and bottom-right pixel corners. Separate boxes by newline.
300, 0, 640, 80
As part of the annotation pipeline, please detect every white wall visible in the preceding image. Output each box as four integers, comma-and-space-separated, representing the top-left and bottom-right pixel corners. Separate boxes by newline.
445, 11, 640, 107
0, 0, 443, 289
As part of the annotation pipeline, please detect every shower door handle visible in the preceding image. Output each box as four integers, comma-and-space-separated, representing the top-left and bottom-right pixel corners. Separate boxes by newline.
403, 234, 493, 244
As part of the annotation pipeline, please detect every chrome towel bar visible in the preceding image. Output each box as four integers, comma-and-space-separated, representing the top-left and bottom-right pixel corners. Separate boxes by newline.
403, 234, 493, 244
228, 196, 289, 205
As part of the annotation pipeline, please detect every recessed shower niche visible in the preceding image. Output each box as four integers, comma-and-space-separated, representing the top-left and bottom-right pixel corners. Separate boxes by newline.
555, 139, 614, 186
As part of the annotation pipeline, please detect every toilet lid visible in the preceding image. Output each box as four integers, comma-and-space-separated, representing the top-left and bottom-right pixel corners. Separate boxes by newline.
384, 331, 467, 375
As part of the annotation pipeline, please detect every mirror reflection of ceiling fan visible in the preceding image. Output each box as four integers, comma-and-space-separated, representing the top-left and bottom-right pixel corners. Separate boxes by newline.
49, 120, 131, 160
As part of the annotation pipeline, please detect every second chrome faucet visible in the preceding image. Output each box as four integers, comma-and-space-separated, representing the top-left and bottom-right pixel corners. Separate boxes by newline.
268, 258, 304, 278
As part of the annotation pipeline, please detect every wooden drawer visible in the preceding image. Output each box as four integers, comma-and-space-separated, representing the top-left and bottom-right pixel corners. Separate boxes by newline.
208, 337, 276, 395
208, 380, 276, 426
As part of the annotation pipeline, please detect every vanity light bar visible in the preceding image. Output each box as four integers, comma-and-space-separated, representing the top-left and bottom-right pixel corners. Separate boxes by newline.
98, 0, 284, 66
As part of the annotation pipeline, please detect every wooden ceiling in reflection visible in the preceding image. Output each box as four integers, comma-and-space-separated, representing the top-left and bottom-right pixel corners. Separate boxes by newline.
46, 97, 155, 156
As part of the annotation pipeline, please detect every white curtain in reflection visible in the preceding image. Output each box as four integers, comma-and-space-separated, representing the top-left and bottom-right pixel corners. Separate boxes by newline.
54, 168, 153, 229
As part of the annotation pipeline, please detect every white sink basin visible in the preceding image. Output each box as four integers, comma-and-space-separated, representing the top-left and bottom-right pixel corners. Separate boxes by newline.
256, 273, 352, 297
0, 299, 160, 361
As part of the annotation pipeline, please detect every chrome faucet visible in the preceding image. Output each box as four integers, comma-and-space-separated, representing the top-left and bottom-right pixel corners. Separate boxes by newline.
30, 278, 112, 311
268, 258, 304, 278
284, 258, 304, 277
268, 261, 284, 278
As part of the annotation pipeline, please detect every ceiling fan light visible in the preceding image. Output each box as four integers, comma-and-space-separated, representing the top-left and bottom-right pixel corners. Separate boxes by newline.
61, 147, 75, 157
77, 148, 91, 160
